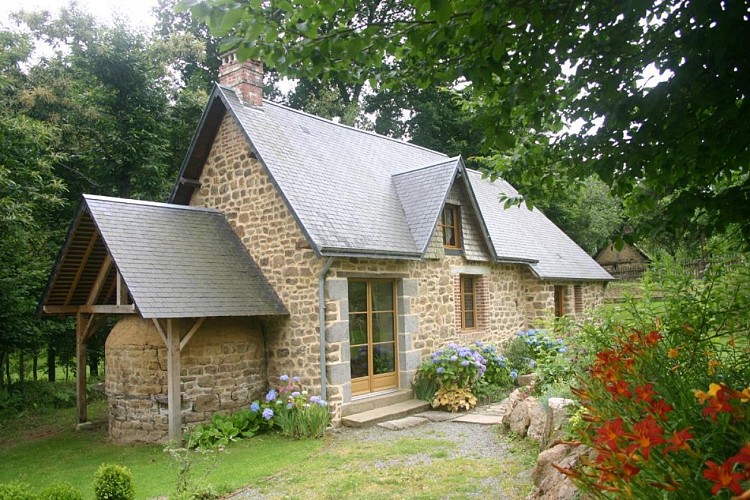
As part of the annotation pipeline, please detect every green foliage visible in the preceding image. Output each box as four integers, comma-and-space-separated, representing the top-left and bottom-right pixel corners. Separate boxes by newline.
503, 329, 575, 396
0, 481, 35, 500
38, 482, 84, 500
418, 342, 486, 390
186, 0, 750, 241
185, 409, 265, 449
412, 370, 438, 402
266, 376, 330, 439
92, 464, 135, 500
165, 443, 220, 500
0, 380, 105, 417
565, 257, 750, 497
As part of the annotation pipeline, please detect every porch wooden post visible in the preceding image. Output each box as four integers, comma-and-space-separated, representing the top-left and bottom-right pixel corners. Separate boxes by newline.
166, 319, 182, 443
75, 312, 88, 424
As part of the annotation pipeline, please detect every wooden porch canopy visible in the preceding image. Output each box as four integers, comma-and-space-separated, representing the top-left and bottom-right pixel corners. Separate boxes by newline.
38, 194, 288, 442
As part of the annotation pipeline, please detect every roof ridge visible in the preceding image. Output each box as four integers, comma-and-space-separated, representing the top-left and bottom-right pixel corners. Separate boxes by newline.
83, 194, 220, 213
217, 84, 448, 158
392, 156, 461, 177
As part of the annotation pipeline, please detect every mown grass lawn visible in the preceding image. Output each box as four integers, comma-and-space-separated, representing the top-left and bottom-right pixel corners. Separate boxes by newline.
0, 401, 322, 498
1, 401, 537, 499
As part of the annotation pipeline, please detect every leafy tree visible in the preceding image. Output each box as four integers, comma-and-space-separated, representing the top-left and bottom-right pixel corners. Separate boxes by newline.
184, 0, 750, 241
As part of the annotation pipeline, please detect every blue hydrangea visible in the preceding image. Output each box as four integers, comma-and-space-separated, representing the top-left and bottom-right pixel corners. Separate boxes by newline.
293, 375, 300, 382
287, 403, 294, 409
558, 338, 564, 345
436, 367, 445, 374
291, 391, 300, 397
461, 360, 469, 367
510, 370, 518, 379
250, 401, 260, 412
559, 347, 568, 353
450, 355, 458, 361
279, 374, 289, 382
528, 359, 537, 368
262, 408, 274, 420
527, 329, 536, 336
265, 389, 277, 402
310, 395, 321, 404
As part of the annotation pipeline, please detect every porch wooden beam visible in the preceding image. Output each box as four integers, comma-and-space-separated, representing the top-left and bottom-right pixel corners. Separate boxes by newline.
64, 231, 99, 306
179, 317, 205, 351
76, 312, 88, 424
151, 318, 167, 346
86, 254, 112, 305
166, 319, 182, 443
43, 304, 135, 315
116, 271, 128, 306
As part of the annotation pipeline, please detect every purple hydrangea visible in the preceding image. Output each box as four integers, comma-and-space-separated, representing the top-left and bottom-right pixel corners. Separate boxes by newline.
287, 403, 294, 409
450, 355, 458, 361
262, 408, 274, 420
280, 374, 289, 382
293, 376, 300, 382
310, 395, 321, 404
461, 360, 470, 367
436, 367, 445, 374
291, 391, 300, 398
265, 389, 277, 402
250, 401, 260, 412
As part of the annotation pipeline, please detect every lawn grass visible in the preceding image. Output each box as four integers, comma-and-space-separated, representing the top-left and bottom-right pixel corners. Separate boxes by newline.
0, 400, 323, 498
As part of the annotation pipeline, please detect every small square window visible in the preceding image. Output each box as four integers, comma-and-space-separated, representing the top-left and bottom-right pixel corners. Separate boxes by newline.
440, 204, 461, 249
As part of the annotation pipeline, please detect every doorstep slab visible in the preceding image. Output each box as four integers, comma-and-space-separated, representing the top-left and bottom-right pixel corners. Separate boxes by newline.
414, 411, 460, 422
452, 414, 504, 425
377, 416, 429, 430
341, 399, 431, 428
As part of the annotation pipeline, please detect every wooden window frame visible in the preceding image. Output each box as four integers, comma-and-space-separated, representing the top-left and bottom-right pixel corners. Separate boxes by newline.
460, 274, 477, 330
574, 284, 583, 315
439, 204, 462, 250
554, 285, 565, 318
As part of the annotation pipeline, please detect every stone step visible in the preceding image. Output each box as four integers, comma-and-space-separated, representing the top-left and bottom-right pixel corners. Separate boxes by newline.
341, 389, 415, 417
341, 399, 431, 428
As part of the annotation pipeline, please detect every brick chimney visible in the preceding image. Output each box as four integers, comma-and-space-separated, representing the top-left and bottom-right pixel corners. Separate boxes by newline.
218, 51, 263, 106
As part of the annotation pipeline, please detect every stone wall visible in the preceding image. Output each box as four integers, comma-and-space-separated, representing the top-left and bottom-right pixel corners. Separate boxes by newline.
105, 316, 265, 443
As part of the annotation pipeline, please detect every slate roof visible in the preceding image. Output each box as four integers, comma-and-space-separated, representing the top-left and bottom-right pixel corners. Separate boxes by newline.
171, 84, 612, 281
39, 195, 288, 318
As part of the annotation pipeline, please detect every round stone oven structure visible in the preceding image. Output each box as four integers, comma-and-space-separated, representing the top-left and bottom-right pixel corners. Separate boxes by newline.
105, 315, 266, 443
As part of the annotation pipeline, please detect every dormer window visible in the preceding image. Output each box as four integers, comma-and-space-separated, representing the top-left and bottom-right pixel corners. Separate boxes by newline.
440, 204, 461, 249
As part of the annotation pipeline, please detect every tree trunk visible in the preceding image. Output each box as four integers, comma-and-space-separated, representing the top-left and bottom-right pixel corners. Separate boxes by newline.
89, 352, 99, 377
47, 349, 56, 382
18, 351, 25, 383
33, 351, 38, 381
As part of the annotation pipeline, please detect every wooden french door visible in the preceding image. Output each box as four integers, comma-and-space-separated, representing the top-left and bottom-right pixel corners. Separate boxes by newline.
348, 279, 399, 396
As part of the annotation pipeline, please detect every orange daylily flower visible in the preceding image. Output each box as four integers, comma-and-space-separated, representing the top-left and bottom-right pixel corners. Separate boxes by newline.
708, 359, 721, 375
664, 428, 693, 453
649, 399, 674, 420
703, 460, 745, 495
644, 330, 662, 346
634, 383, 655, 403
595, 418, 626, 450
606, 380, 632, 401
667, 347, 680, 358
728, 444, 750, 468
625, 416, 666, 460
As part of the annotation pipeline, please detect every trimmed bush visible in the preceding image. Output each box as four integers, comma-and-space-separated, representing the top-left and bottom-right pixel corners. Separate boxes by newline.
93, 464, 135, 500
39, 483, 84, 500
0, 481, 35, 500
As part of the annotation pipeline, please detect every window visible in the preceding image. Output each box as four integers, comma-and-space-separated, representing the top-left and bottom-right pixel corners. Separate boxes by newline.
554, 285, 565, 317
440, 204, 461, 249
460, 275, 477, 329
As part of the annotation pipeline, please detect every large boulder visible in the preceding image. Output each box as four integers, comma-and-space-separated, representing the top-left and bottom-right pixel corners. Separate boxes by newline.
509, 398, 531, 436
526, 397, 547, 443
500, 389, 527, 427
531, 443, 590, 500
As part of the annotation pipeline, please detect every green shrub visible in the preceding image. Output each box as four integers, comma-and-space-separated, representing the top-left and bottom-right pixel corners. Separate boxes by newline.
412, 370, 439, 401
185, 409, 263, 449
0, 481, 35, 500
93, 464, 135, 500
0, 380, 104, 417
268, 376, 330, 439
39, 482, 84, 500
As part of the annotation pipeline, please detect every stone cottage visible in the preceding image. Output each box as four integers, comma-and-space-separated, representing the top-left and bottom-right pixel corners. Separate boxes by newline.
39, 53, 612, 443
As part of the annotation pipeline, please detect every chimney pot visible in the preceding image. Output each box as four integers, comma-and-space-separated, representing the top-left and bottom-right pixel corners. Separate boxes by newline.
218, 51, 264, 107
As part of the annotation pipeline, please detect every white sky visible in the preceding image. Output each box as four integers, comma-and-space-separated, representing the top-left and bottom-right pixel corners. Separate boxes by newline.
0, 0, 162, 30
